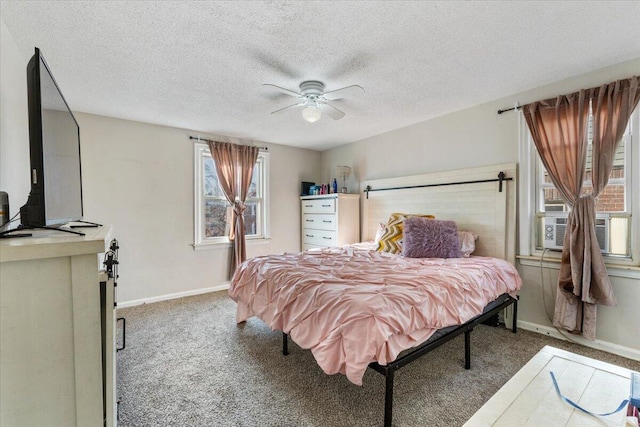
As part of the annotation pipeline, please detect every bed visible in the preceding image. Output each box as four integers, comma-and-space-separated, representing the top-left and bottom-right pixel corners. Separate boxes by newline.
229, 163, 521, 426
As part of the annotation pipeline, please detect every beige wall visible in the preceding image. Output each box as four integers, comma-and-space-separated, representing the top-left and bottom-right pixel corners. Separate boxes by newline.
0, 21, 320, 302
3, 12, 638, 354
78, 113, 320, 302
321, 58, 640, 356
0, 17, 30, 217
321, 58, 640, 183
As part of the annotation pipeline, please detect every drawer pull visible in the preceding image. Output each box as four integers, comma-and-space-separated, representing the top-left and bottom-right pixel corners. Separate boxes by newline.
321, 204, 331, 207
306, 219, 314, 222
322, 220, 332, 223
306, 234, 314, 238
304, 204, 313, 207
323, 236, 333, 240
117, 317, 126, 352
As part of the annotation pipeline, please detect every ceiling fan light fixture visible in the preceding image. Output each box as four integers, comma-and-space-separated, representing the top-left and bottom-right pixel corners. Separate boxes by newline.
302, 105, 322, 123
265, 80, 361, 121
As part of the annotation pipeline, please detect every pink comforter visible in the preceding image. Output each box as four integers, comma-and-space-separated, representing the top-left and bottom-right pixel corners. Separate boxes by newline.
229, 246, 521, 385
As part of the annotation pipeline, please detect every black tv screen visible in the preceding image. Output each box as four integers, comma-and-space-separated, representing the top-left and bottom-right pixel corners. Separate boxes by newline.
20, 47, 83, 227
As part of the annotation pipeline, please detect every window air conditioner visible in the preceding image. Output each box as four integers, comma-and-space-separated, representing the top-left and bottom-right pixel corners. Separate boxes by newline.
543, 213, 610, 253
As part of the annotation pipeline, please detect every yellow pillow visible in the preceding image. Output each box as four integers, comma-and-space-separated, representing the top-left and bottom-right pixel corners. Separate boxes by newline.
376, 212, 435, 254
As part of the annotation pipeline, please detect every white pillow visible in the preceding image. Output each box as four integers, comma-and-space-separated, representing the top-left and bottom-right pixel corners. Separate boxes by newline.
374, 222, 386, 244
459, 231, 478, 257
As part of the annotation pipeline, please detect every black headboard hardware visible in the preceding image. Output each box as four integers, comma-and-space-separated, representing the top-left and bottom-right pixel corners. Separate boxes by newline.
364, 172, 513, 199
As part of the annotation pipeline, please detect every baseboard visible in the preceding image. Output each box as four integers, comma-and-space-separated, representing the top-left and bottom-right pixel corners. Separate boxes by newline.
118, 282, 231, 308
518, 320, 640, 362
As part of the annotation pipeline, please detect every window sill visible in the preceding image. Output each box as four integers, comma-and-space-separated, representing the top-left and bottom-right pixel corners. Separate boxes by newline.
192, 238, 272, 251
517, 255, 640, 279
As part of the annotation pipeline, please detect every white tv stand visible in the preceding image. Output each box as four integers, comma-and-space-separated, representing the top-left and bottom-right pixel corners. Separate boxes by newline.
0, 225, 117, 427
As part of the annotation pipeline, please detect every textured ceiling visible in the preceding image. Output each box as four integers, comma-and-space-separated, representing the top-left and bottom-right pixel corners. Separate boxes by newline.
2, 1, 640, 151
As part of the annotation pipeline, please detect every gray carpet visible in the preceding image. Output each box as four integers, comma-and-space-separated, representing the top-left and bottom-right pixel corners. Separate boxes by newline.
116, 291, 639, 426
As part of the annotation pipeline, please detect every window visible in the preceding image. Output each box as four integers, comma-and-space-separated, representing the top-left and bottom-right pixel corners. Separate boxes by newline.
521, 105, 638, 264
194, 143, 269, 247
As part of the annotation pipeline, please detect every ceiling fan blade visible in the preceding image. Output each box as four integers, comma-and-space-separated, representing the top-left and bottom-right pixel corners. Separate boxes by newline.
322, 84, 364, 100
270, 102, 305, 115
263, 83, 302, 98
318, 102, 345, 120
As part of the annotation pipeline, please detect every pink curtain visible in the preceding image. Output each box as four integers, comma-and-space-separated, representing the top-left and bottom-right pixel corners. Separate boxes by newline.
208, 141, 260, 277
523, 76, 639, 340
591, 77, 640, 195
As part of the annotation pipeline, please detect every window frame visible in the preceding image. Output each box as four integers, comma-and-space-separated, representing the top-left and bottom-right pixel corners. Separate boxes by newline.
193, 142, 270, 249
518, 104, 639, 268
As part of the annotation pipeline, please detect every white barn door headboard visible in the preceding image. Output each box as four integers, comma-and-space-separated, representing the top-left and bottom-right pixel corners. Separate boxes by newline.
361, 163, 518, 265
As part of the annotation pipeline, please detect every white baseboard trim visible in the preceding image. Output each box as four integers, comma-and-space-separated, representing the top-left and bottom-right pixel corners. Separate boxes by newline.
518, 320, 640, 362
118, 282, 231, 308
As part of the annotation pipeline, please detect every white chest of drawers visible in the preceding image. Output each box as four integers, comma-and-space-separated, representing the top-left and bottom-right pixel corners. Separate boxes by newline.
301, 194, 360, 250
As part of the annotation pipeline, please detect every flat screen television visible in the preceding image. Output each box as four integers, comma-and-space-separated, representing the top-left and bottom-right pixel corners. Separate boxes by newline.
20, 47, 83, 228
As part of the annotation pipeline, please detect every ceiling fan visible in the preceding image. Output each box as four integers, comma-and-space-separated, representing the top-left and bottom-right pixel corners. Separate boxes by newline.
263, 80, 364, 123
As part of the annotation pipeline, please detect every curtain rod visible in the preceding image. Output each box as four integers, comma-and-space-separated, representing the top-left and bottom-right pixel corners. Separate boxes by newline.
497, 105, 522, 115
189, 136, 268, 151
498, 75, 638, 116
498, 75, 639, 115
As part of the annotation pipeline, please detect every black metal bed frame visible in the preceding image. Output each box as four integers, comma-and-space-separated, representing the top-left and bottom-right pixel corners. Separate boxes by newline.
281, 295, 517, 427
278, 169, 518, 426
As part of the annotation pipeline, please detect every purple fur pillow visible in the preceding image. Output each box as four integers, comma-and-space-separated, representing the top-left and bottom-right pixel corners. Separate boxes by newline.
402, 218, 461, 258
